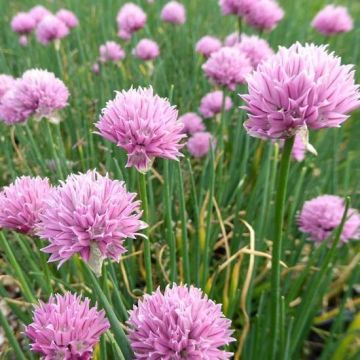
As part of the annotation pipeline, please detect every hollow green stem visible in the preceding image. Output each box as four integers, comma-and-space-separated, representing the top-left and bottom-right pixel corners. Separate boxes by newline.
138, 172, 153, 293
270, 136, 294, 359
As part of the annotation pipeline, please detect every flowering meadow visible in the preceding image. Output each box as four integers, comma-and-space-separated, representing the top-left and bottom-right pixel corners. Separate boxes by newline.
0, 0, 360, 359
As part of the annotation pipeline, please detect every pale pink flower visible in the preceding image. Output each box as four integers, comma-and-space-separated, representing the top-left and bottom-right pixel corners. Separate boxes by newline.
199, 90, 233, 118
312, 5, 353, 36
219, 0, 254, 17
116, 3, 147, 40
0, 176, 52, 235
224, 32, 240, 47
19, 35, 28, 47
0, 75, 15, 102
195, 35, 222, 58
203, 46, 252, 90
187, 132, 215, 158
133, 39, 160, 61
243, 43, 360, 140
96, 87, 185, 172
25, 292, 110, 359
11, 12, 36, 35
236, 34, 273, 68
179, 112, 205, 134
161, 1, 186, 25
29, 5, 51, 24
92, 63, 100, 74
245, 0, 284, 32
56, 9, 79, 29
128, 284, 235, 359
99, 41, 125, 63
35, 14, 70, 45
38, 170, 146, 275
298, 195, 360, 243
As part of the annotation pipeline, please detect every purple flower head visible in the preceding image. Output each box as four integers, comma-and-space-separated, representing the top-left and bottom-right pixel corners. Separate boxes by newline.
312, 5, 353, 36
96, 87, 185, 173
0, 176, 52, 235
195, 36, 222, 58
56, 9, 79, 29
116, 3, 147, 41
236, 34, 273, 68
187, 132, 215, 158
219, 0, 254, 17
38, 170, 146, 275
36, 14, 70, 45
19, 35, 28, 47
245, 0, 284, 32
179, 112, 205, 134
161, 1, 186, 25
1, 69, 69, 124
11, 12, 36, 35
202, 46, 252, 90
298, 195, 360, 243
29, 5, 51, 24
133, 38, 160, 61
25, 292, 110, 359
0, 74, 15, 102
224, 32, 240, 47
92, 63, 100, 74
0, 88, 29, 125
199, 90, 233, 118
243, 43, 360, 141
128, 284, 235, 359
99, 41, 125, 63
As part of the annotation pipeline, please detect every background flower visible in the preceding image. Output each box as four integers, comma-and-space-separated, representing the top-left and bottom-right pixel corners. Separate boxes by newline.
298, 195, 360, 243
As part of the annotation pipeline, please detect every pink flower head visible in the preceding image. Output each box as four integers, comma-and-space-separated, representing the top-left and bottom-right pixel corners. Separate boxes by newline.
243, 43, 360, 140
19, 35, 28, 47
99, 41, 125, 63
0, 88, 29, 125
116, 3, 147, 41
1, 69, 69, 124
199, 90, 233, 118
187, 132, 215, 158
0, 176, 52, 235
245, 0, 284, 32
36, 15, 70, 45
236, 34, 273, 68
38, 170, 146, 274
179, 112, 205, 134
202, 46, 252, 90
195, 35, 222, 58
56, 9, 79, 29
133, 38, 160, 61
298, 195, 360, 243
161, 1, 186, 25
219, 0, 254, 17
0, 74, 15, 102
312, 5, 353, 36
11, 12, 36, 35
96, 87, 185, 172
128, 284, 235, 359
29, 5, 51, 24
25, 292, 110, 359
92, 63, 100, 74
224, 32, 240, 47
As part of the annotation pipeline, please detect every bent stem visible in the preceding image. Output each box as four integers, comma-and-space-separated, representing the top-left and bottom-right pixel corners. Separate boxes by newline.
270, 136, 294, 360
138, 172, 153, 293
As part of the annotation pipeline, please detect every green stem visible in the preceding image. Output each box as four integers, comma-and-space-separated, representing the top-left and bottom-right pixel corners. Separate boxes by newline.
176, 162, 190, 284
83, 264, 134, 359
44, 121, 64, 179
270, 136, 294, 360
0, 232, 36, 304
138, 172, 153, 293
0, 308, 27, 360
238, 18, 242, 38
164, 161, 177, 282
